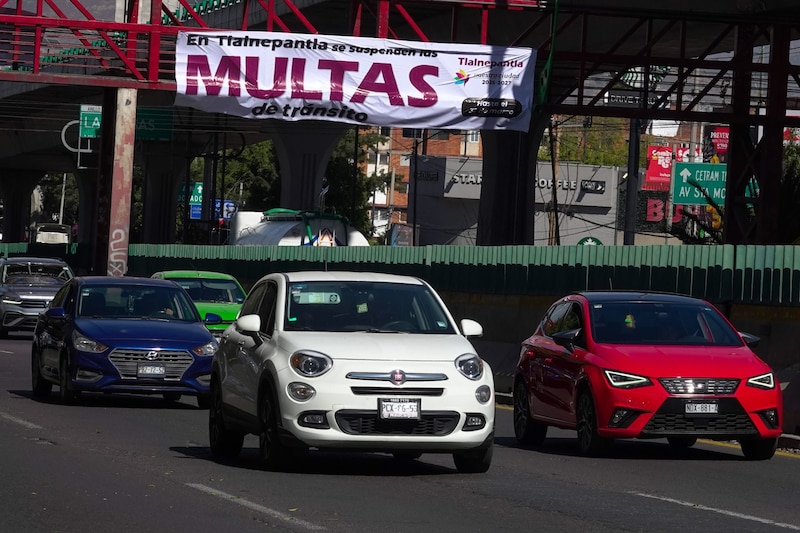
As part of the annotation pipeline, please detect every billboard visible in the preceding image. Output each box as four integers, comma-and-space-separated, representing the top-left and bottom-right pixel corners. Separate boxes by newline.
175, 31, 535, 132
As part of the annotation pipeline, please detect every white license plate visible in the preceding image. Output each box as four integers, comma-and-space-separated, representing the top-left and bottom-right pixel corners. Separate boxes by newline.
137, 364, 166, 376
685, 402, 718, 414
379, 398, 421, 420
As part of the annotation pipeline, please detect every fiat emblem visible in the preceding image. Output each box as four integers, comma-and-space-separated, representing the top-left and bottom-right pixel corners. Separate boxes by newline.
145, 351, 159, 361
390, 369, 406, 385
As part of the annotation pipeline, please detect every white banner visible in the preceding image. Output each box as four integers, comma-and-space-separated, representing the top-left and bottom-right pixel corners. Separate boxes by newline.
175, 31, 535, 132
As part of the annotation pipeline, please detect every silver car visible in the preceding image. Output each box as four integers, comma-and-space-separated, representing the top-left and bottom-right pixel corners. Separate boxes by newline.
0, 256, 73, 337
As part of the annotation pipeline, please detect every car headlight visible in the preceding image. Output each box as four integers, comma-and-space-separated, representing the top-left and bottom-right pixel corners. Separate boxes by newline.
603, 369, 652, 389
192, 339, 218, 357
747, 372, 775, 390
2, 292, 22, 305
290, 351, 332, 377
455, 353, 483, 380
72, 330, 107, 353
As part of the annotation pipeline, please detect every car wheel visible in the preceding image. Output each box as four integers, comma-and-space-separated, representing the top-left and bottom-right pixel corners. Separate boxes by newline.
163, 392, 182, 402
513, 378, 547, 446
576, 391, 612, 456
196, 395, 211, 409
453, 445, 493, 473
58, 356, 78, 404
259, 385, 289, 470
740, 438, 778, 460
31, 349, 52, 398
667, 437, 697, 449
208, 380, 244, 459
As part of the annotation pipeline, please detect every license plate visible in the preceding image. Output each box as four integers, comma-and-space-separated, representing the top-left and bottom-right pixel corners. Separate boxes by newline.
137, 364, 165, 377
685, 401, 718, 414
379, 398, 421, 420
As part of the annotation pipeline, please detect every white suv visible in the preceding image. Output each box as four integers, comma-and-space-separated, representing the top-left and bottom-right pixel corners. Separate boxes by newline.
209, 271, 495, 473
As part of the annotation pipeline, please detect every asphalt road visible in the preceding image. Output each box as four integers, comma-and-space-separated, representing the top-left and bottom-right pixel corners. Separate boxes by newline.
1, 334, 800, 532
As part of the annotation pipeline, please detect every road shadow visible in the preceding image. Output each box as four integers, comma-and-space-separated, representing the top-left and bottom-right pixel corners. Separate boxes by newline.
494, 435, 745, 461
171, 444, 459, 476
10, 389, 202, 410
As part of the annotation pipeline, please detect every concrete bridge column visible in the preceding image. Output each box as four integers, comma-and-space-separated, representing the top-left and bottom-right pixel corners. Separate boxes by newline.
270, 121, 349, 210
0, 170, 45, 242
138, 142, 188, 244
478, 114, 548, 245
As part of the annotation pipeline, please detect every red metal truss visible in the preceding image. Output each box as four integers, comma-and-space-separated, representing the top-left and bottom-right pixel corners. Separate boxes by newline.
0, 0, 547, 90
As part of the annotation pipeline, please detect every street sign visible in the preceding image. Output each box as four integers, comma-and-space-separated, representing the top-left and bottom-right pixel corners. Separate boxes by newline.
177, 182, 203, 205
78, 106, 175, 140
672, 162, 727, 206
79, 104, 102, 138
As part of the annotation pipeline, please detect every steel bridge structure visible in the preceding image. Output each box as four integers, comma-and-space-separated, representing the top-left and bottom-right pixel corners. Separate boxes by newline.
0, 0, 798, 273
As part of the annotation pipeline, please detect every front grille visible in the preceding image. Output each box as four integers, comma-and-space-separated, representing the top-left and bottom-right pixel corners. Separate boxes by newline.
659, 378, 740, 395
336, 410, 459, 436
641, 398, 757, 436
20, 300, 48, 309
108, 349, 193, 380
350, 387, 444, 396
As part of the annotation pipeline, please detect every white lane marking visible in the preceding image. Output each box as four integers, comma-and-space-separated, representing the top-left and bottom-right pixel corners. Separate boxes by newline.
186, 483, 326, 531
631, 492, 800, 530
0, 412, 43, 430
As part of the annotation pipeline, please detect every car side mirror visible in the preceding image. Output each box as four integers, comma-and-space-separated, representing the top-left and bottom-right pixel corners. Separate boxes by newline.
205, 312, 222, 325
45, 308, 65, 319
739, 331, 760, 348
551, 328, 581, 350
236, 313, 261, 333
460, 318, 483, 337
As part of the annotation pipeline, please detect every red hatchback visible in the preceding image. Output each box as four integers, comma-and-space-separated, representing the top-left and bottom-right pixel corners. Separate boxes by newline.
513, 291, 783, 460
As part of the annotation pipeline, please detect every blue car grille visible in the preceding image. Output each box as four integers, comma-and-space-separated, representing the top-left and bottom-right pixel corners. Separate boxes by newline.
108, 349, 194, 380
658, 378, 740, 395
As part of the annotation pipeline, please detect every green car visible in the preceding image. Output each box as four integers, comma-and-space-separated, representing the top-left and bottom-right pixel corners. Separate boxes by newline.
150, 270, 246, 337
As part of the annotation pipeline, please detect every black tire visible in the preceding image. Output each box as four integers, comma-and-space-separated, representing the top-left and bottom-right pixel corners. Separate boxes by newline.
58, 356, 78, 404
513, 379, 547, 446
259, 385, 289, 470
163, 392, 182, 402
576, 391, 612, 456
31, 349, 52, 398
667, 437, 697, 449
196, 395, 210, 409
740, 438, 778, 460
453, 445, 493, 473
208, 380, 244, 459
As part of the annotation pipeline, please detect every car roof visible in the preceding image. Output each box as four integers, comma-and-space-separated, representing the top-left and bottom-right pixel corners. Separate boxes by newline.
576, 290, 707, 305
75, 276, 180, 288
280, 271, 425, 285
153, 270, 238, 281
3, 256, 70, 265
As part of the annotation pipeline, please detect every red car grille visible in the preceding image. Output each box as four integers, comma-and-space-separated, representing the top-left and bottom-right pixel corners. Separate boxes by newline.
658, 378, 740, 395
335, 410, 459, 436
641, 398, 758, 436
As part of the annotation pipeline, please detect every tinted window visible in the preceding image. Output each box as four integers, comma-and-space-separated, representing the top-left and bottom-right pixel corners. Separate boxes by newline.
284, 281, 454, 333
240, 283, 266, 317
589, 301, 743, 346
169, 277, 245, 304
76, 285, 200, 321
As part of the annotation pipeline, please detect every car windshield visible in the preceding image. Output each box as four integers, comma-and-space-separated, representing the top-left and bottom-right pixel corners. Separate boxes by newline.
171, 278, 245, 304
78, 285, 201, 321
589, 301, 743, 346
284, 281, 455, 334
7, 275, 65, 286
4, 263, 72, 283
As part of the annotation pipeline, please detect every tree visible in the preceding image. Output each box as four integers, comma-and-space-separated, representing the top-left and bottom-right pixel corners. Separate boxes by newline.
35, 173, 80, 227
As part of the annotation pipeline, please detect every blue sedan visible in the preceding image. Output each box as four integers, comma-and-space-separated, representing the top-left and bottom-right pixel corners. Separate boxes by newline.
31, 276, 221, 408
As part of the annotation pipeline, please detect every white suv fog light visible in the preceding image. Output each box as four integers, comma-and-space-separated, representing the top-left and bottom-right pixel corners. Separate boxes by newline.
463, 413, 486, 431
298, 411, 330, 429
475, 385, 492, 404
288, 382, 316, 401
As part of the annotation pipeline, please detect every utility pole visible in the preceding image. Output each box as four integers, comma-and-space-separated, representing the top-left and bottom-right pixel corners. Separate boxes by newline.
623, 118, 642, 245
548, 117, 561, 245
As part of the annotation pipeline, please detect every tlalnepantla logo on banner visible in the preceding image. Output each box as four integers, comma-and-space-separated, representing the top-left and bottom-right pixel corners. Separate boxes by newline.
174, 31, 536, 132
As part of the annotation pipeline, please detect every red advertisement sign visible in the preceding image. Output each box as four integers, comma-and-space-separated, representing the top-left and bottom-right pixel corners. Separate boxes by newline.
643, 145, 672, 191
704, 124, 729, 162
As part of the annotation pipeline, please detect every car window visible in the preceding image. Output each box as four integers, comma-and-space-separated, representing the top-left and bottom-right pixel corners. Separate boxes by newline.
50, 282, 71, 309
170, 277, 246, 304
76, 285, 200, 321
240, 282, 266, 317
541, 302, 569, 337
258, 282, 278, 335
284, 281, 455, 333
3, 262, 73, 283
589, 301, 743, 346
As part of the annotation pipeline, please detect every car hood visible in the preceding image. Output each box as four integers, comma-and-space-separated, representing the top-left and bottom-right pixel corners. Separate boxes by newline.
77, 318, 214, 347
194, 302, 241, 321
278, 331, 479, 362
591, 344, 772, 378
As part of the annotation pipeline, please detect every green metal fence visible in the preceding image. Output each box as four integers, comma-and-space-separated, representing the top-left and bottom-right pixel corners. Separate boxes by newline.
14, 243, 800, 306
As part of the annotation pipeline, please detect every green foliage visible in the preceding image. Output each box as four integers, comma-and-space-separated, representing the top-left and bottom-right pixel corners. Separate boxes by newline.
35, 173, 80, 226
539, 116, 633, 167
